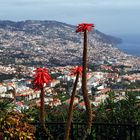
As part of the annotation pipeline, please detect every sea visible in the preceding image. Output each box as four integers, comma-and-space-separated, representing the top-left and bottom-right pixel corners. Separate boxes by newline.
116, 35, 140, 57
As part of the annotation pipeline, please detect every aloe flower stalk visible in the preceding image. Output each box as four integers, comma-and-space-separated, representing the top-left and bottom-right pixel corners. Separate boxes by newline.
76, 23, 94, 137
32, 68, 53, 139
64, 66, 82, 140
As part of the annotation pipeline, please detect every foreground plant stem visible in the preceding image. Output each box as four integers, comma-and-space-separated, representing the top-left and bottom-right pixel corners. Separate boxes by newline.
40, 87, 53, 139
64, 72, 80, 140
82, 30, 92, 138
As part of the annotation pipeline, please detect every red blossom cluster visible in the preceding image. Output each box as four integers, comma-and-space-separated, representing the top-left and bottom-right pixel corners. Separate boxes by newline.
76, 23, 94, 32
70, 66, 83, 76
33, 68, 51, 90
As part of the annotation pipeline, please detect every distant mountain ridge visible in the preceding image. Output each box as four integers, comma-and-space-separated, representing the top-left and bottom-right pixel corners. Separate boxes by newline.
0, 20, 122, 44
0, 20, 139, 68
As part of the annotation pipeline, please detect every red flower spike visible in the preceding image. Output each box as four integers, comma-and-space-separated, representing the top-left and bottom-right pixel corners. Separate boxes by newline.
76, 23, 94, 33
70, 66, 83, 76
32, 68, 51, 90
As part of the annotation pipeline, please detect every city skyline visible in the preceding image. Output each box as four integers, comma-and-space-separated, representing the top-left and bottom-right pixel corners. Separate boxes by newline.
0, 0, 140, 36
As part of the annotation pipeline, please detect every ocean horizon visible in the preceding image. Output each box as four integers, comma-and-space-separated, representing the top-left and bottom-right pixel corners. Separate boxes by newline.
117, 43, 140, 57
116, 35, 140, 57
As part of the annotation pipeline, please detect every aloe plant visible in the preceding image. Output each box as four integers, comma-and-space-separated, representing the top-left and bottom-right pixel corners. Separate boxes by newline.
64, 66, 82, 140
32, 68, 53, 139
76, 23, 94, 137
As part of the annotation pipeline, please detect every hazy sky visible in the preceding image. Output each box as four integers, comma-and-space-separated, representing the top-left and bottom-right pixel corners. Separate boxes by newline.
0, 0, 140, 35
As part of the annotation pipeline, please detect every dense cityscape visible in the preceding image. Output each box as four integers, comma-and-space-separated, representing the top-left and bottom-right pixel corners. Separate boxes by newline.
1, 64, 140, 108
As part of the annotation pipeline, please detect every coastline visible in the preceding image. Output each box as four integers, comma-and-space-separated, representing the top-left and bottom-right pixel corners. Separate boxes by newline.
117, 43, 140, 57
116, 34, 140, 57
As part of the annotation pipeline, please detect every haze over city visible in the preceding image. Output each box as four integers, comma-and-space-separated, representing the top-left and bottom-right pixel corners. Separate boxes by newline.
0, 0, 140, 35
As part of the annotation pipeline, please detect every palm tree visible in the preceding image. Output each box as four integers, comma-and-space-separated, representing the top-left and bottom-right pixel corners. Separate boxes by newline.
76, 23, 94, 136
64, 66, 82, 140
32, 67, 53, 139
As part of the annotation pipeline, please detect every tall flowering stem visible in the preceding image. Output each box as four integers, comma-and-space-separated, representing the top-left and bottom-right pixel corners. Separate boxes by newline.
32, 68, 53, 139
76, 23, 94, 137
64, 66, 82, 140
